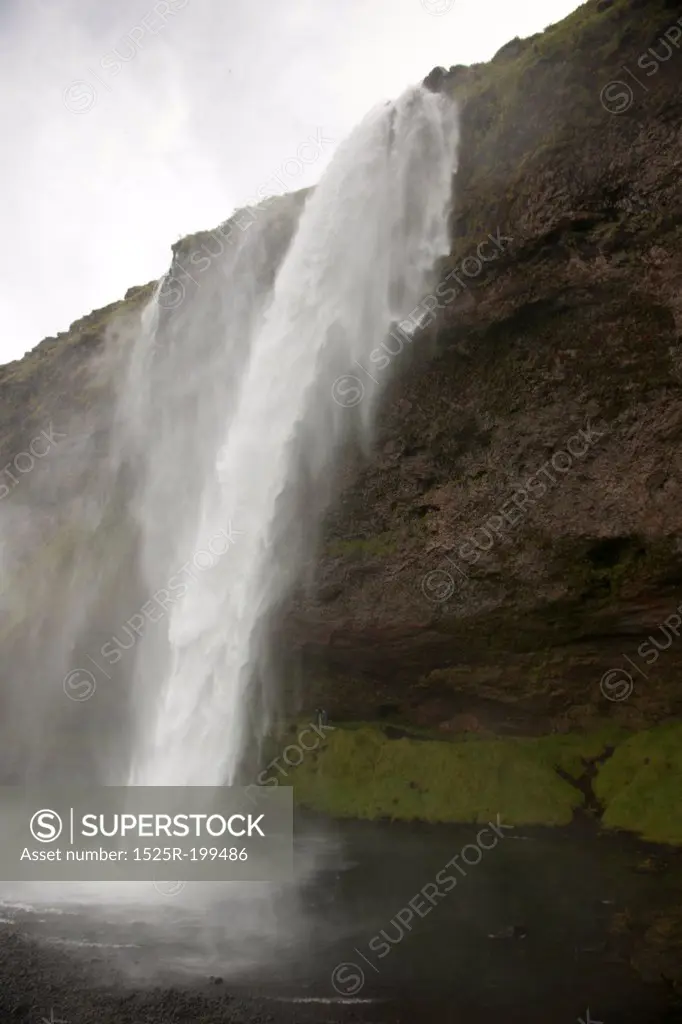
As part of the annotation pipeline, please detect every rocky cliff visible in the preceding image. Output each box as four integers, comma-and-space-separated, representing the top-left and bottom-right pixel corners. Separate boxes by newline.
288, 0, 682, 741
3, 0, 682, 994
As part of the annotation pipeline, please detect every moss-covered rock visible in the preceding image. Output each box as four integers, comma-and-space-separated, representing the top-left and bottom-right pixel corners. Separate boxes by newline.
287, 722, 627, 826
284, 720, 682, 843
595, 722, 682, 844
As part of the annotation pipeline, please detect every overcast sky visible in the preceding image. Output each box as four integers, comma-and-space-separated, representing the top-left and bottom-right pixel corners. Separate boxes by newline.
0, 0, 584, 364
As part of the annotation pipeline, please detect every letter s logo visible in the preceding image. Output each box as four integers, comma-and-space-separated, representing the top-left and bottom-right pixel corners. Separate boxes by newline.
30, 809, 63, 843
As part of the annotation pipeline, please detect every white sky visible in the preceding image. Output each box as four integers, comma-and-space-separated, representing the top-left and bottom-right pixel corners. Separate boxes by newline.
0, 0, 584, 364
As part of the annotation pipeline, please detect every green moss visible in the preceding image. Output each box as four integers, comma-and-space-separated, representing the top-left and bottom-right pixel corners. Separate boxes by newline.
287, 724, 626, 825
594, 723, 682, 844
529, 726, 627, 779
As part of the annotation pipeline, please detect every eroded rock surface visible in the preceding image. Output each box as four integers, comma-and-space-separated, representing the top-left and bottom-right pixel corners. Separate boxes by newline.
288, 0, 682, 734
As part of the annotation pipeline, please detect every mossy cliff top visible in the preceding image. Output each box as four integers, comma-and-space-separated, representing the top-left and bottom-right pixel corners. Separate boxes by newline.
0, 185, 310, 468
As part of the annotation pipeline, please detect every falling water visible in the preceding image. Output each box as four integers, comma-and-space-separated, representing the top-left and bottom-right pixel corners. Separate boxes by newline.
119, 85, 458, 787
0, 85, 458, 795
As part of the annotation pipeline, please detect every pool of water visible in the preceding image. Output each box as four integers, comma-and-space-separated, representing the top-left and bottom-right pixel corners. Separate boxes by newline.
0, 815, 676, 1022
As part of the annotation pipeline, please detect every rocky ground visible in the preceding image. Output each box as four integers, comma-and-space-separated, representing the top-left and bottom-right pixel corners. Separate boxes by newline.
1, 885, 681, 1024
0, 929, 386, 1024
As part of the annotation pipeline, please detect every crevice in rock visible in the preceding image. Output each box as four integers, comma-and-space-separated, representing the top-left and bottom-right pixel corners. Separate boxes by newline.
556, 745, 617, 820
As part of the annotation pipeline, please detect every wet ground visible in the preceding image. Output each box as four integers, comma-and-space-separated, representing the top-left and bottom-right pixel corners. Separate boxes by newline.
1, 815, 681, 1024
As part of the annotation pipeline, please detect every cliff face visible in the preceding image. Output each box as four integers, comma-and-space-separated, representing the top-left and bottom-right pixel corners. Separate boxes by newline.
4, 3, 682, 989
3, 0, 682, 740
288, 0, 682, 735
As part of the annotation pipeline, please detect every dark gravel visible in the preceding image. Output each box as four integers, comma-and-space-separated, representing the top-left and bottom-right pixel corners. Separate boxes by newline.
4, 925, 682, 1024
0, 927, 405, 1024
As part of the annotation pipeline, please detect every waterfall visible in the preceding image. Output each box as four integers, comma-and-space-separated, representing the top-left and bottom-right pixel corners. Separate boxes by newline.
123, 85, 458, 786
0, 84, 458, 791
